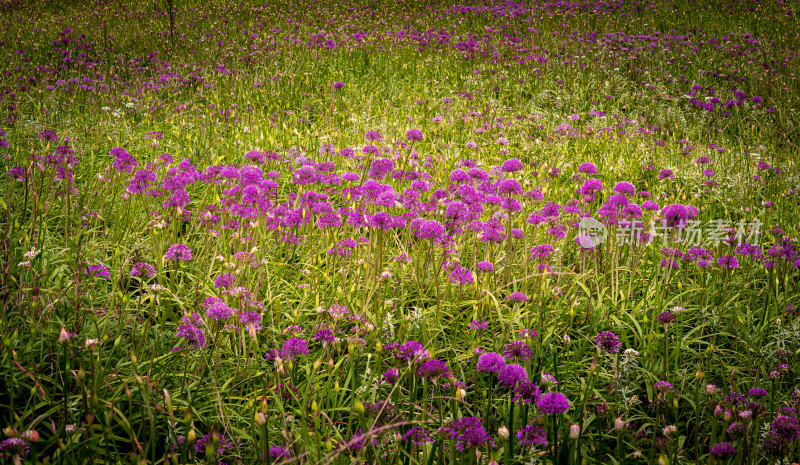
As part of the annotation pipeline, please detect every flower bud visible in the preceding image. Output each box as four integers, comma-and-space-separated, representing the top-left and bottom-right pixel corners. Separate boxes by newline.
615, 417, 626, 432
695, 370, 704, 381
187, 428, 196, 443
456, 388, 466, 400
24, 430, 40, 442
59, 327, 71, 346
353, 399, 365, 416
662, 425, 677, 437
569, 424, 581, 440
714, 404, 723, 418
497, 425, 509, 440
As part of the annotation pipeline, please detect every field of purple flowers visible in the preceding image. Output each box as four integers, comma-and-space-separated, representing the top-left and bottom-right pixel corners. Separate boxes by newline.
1, 0, 799, 463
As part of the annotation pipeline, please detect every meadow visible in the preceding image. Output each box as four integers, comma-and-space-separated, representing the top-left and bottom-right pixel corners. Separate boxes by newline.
1, 0, 799, 463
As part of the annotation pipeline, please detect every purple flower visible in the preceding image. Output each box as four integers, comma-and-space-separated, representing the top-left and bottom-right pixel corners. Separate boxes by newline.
507, 292, 530, 303
748, 387, 768, 397
613, 182, 636, 196
498, 363, 528, 388
476, 261, 494, 273
657, 312, 676, 324
661, 204, 689, 227
501, 158, 524, 173
417, 359, 453, 380
468, 319, 488, 330
7, 166, 25, 181
176, 323, 205, 348
214, 273, 236, 289
477, 352, 506, 374
131, 262, 156, 278
654, 381, 676, 393
333, 81, 344, 89
771, 416, 800, 441
268, 446, 293, 459
0, 437, 29, 459
594, 331, 621, 354
206, 302, 234, 321
365, 130, 382, 142
195, 432, 232, 455
531, 244, 554, 260
536, 391, 570, 414
577, 162, 597, 174
403, 427, 434, 446
514, 381, 542, 404
503, 341, 533, 363
516, 424, 548, 446
111, 147, 138, 173
85, 264, 111, 279
281, 338, 309, 359
717, 255, 740, 269
164, 244, 192, 262
439, 417, 493, 451
709, 442, 736, 459
406, 129, 423, 142
382, 368, 399, 384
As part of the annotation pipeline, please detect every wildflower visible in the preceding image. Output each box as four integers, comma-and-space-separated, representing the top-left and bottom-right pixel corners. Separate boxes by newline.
514, 381, 542, 404
656, 312, 677, 324
403, 427, 434, 446
417, 359, 453, 381
131, 262, 156, 278
439, 417, 493, 451
577, 162, 597, 174
476, 261, 494, 273
503, 341, 533, 363
531, 244, 554, 260
501, 158, 524, 173
594, 331, 621, 354
176, 323, 205, 348
476, 352, 506, 373
709, 442, 736, 459
507, 292, 530, 303
206, 302, 233, 321
85, 264, 111, 279
516, 425, 548, 447
771, 416, 800, 442
164, 244, 192, 261
498, 363, 528, 388
468, 319, 488, 330
717, 255, 740, 269
0, 438, 29, 461
654, 381, 676, 393
195, 432, 233, 455
281, 338, 309, 360
268, 446, 293, 459
406, 129, 423, 142
111, 147, 138, 173
214, 273, 236, 289
382, 368, 399, 384
536, 392, 570, 414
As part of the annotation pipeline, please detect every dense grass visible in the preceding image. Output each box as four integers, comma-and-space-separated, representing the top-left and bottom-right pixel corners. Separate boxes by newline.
1, 0, 799, 463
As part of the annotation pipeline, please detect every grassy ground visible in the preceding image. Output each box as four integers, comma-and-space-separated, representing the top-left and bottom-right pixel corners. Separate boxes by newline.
1, 0, 799, 463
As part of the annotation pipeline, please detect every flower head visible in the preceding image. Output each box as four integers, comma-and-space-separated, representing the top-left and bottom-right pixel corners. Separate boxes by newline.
594, 331, 621, 354
536, 392, 570, 414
